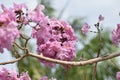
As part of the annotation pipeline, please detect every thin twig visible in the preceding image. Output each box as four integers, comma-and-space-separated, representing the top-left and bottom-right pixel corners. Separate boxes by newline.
24, 37, 30, 47
12, 45, 21, 58
14, 42, 25, 50
20, 34, 30, 40
92, 23, 102, 80
0, 54, 27, 65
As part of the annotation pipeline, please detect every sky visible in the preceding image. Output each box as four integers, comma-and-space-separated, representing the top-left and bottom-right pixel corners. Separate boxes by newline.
0, 0, 120, 70
53, 0, 120, 30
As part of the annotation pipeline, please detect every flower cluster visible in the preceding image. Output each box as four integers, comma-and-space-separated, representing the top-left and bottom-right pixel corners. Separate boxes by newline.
0, 67, 31, 80
31, 5, 77, 67
112, 24, 120, 47
0, 3, 29, 53
116, 72, 120, 80
0, 3, 77, 66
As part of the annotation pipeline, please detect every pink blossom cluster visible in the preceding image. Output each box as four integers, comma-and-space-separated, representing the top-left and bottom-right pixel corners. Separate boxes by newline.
31, 5, 77, 67
116, 72, 120, 80
112, 24, 120, 47
0, 67, 31, 80
0, 3, 77, 66
0, 3, 29, 53
40, 76, 56, 80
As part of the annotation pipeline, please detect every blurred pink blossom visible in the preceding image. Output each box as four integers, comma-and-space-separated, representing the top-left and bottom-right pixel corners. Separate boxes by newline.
81, 23, 90, 34
98, 14, 104, 22
0, 67, 31, 80
112, 24, 120, 47
116, 72, 120, 80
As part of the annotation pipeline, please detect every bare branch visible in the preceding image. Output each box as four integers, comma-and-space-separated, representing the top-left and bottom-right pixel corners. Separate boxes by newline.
14, 42, 25, 50
0, 54, 27, 65
29, 52, 120, 66
0, 52, 120, 66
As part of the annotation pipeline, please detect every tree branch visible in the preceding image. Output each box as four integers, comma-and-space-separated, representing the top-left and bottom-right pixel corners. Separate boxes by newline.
0, 52, 120, 66
0, 54, 27, 65
29, 52, 120, 66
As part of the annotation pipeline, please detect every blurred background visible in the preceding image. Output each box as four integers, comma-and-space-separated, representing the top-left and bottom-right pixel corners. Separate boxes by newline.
0, 0, 120, 80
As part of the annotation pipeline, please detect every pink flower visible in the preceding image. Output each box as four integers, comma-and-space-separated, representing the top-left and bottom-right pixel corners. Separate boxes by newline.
13, 3, 29, 25
81, 23, 90, 34
20, 72, 31, 80
116, 72, 120, 80
0, 4, 22, 53
56, 41, 76, 61
0, 67, 31, 80
0, 5, 19, 53
32, 19, 77, 67
0, 22, 19, 53
40, 76, 48, 80
112, 24, 120, 47
0, 4, 16, 24
98, 14, 104, 22
28, 5, 46, 22
13, 3, 28, 11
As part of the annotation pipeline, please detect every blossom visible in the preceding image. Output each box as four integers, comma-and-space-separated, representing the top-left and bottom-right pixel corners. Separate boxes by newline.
98, 14, 104, 22
116, 72, 120, 80
56, 41, 76, 61
0, 4, 19, 53
0, 3, 30, 53
13, 3, 29, 25
0, 67, 31, 80
81, 23, 90, 34
0, 4, 16, 24
0, 3, 77, 67
40, 76, 48, 80
20, 72, 31, 80
112, 24, 120, 47
32, 19, 77, 67
28, 5, 46, 22
13, 3, 28, 11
